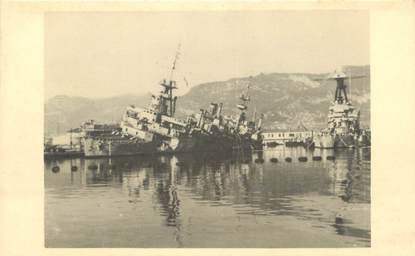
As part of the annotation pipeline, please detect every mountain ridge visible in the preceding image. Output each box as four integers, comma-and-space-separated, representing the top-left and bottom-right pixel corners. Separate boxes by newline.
45, 65, 370, 135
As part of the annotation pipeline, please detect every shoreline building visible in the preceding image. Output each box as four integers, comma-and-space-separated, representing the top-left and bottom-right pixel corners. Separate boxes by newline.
262, 124, 313, 146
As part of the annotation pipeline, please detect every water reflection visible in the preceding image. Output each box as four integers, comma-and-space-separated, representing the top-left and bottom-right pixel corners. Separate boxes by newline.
328, 148, 371, 204
45, 148, 370, 248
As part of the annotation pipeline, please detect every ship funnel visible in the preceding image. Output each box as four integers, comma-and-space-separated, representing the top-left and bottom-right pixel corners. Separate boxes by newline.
216, 103, 223, 118
210, 103, 218, 116
257, 114, 263, 130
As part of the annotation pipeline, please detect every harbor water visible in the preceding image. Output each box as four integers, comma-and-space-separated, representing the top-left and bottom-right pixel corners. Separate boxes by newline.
45, 147, 370, 248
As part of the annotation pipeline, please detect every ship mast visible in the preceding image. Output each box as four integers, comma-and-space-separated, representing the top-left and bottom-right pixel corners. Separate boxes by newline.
169, 43, 181, 82
325, 67, 366, 104
238, 79, 251, 110
331, 69, 349, 104
348, 69, 352, 103
236, 80, 251, 129
160, 44, 181, 117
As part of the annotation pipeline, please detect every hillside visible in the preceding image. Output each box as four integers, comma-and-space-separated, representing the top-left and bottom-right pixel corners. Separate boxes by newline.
177, 65, 370, 130
45, 94, 150, 136
45, 65, 370, 135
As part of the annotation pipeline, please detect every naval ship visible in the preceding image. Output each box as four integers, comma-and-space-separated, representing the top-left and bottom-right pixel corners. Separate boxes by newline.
120, 77, 263, 153
187, 83, 263, 151
313, 68, 370, 149
231, 84, 263, 150
81, 49, 263, 157
120, 77, 199, 153
81, 120, 157, 157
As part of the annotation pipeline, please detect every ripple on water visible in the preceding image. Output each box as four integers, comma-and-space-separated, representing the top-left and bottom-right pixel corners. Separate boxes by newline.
44, 148, 370, 248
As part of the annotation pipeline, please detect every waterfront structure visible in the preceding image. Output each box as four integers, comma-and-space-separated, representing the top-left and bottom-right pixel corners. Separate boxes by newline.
262, 130, 313, 144
262, 128, 313, 148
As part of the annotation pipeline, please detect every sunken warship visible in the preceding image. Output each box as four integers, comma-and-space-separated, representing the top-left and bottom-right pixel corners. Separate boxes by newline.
80, 51, 263, 157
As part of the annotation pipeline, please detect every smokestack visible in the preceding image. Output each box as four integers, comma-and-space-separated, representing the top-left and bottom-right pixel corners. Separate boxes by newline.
197, 109, 205, 128
216, 103, 223, 118
257, 114, 263, 130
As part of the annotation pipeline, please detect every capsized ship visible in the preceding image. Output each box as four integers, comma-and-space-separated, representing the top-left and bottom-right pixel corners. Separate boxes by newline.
231, 84, 263, 150
186, 83, 263, 151
121, 77, 201, 153
83, 49, 193, 156
120, 77, 263, 153
314, 68, 370, 149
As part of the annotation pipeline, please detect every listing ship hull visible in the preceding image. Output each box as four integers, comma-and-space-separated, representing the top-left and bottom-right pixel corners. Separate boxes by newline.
193, 134, 234, 152
71, 53, 264, 157
83, 136, 157, 157
170, 132, 262, 153
44, 143, 84, 159
158, 135, 199, 153
84, 132, 261, 157
44, 151, 84, 159
163, 133, 236, 153
232, 137, 263, 151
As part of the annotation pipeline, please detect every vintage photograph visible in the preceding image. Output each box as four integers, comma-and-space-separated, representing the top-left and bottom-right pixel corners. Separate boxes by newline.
44, 11, 370, 248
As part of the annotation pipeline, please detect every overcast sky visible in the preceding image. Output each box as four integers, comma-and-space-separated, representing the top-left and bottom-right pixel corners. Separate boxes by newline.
45, 11, 369, 99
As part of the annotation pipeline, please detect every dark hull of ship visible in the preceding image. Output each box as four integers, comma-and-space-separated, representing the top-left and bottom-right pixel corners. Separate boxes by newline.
179, 135, 232, 153
232, 137, 263, 151
314, 133, 370, 149
84, 133, 263, 157
44, 151, 84, 159
164, 133, 262, 153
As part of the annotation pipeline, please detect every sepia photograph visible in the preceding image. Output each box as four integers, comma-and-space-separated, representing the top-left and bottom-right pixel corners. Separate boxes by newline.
3, 1, 415, 255
42, 10, 371, 248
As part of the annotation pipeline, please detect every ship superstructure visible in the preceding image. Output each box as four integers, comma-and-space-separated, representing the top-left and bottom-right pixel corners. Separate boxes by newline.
314, 68, 370, 148
120, 80, 263, 152
80, 120, 156, 157
118, 47, 199, 152
66, 47, 264, 157
118, 48, 263, 153
233, 84, 263, 150
187, 81, 263, 151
